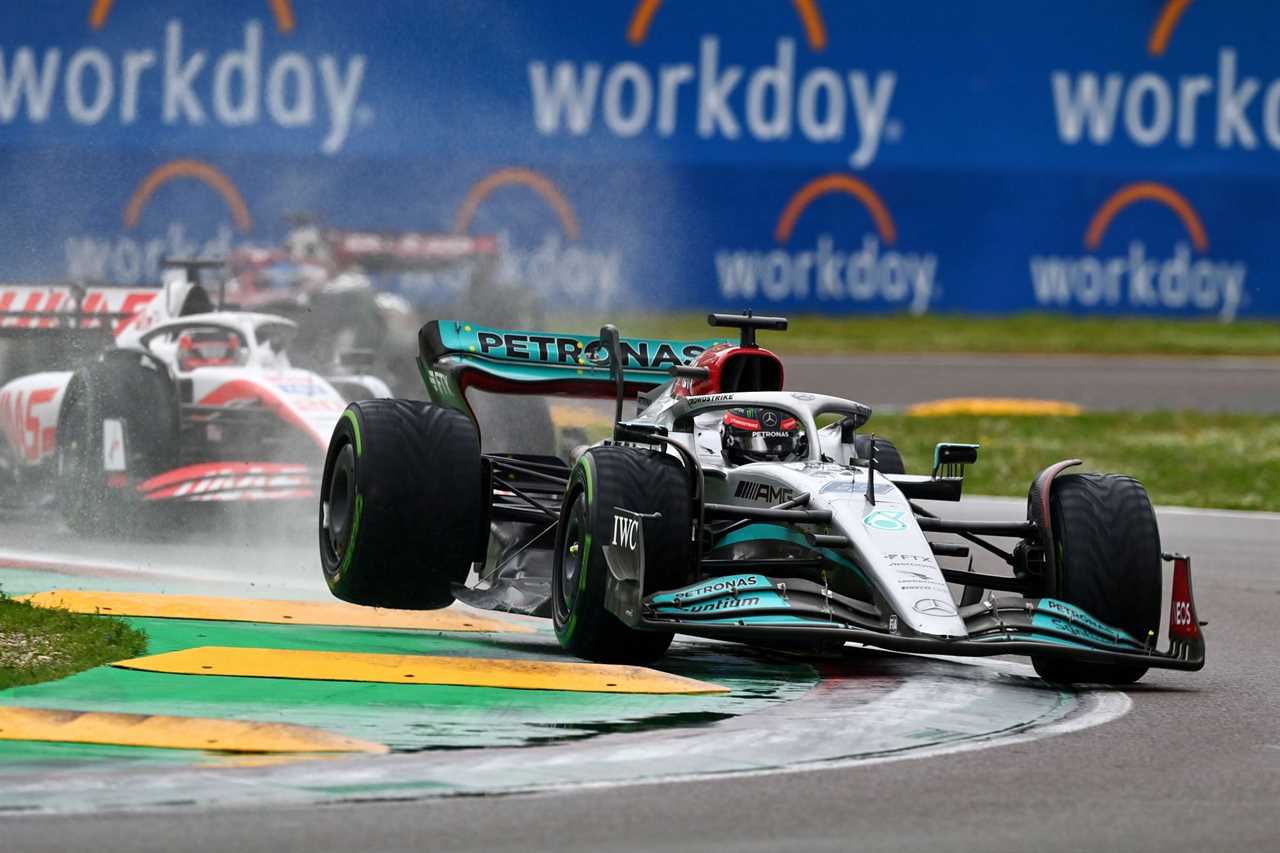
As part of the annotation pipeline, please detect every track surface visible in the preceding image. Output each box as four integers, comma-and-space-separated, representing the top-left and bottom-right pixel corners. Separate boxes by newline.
783, 353, 1280, 412
3, 499, 1275, 852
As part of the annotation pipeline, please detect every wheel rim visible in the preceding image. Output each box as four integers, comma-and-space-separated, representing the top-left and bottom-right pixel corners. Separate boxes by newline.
323, 442, 357, 566
558, 496, 586, 615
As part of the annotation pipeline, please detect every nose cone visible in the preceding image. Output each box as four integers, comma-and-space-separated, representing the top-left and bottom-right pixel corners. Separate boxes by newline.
821, 483, 968, 638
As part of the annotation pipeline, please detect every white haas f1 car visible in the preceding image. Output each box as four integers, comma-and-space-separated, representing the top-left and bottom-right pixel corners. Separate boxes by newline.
318, 313, 1205, 684
0, 260, 389, 533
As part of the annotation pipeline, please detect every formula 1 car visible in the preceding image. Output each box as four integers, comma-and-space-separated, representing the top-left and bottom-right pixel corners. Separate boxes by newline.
317, 313, 1206, 684
228, 221, 527, 398
0, 261, 389, 534
229, 223, 558, 456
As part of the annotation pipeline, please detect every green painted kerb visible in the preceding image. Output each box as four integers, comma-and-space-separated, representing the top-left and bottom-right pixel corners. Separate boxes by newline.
0, 616, 818, 759
343, 409, 363, 456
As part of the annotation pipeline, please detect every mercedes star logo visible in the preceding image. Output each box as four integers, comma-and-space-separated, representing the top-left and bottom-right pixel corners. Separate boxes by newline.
913, 598, 956, 617
761, 411, 778, 427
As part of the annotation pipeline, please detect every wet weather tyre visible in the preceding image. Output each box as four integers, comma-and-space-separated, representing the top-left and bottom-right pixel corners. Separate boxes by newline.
1032, 473, 1162, 685
552, 446, 693, 664
854, 435, 905, 475
320, 399, 485, 609
57, 350, 179, 536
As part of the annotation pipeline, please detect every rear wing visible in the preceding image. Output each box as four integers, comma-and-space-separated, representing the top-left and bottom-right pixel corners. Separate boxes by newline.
418, 320, 728, 402
330, 231, 497, 271
0, 284, 160, 338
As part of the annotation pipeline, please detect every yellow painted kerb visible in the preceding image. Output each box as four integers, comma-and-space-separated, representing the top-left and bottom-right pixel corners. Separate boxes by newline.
0, 706, 387, 754
906, 397, 1083, 417
20, 590, 532, 634
113, 647, 731, 695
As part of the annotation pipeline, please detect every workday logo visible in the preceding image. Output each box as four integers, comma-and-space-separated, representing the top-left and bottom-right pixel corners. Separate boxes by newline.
65, 157, 249, 283
715, 174, 937, 313
1052, 0, 1280, 155
0, 1, 369, 154
526, 0, 900, 169
1029, 181, 1247, 320
449, 167, 623, 310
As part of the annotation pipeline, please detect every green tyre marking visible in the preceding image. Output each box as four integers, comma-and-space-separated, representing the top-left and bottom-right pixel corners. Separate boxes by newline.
563, 456, 594, 642
343, 409, 363, 456
337, 494, 364, 577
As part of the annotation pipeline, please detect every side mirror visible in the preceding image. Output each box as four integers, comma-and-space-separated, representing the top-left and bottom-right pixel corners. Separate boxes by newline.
932, 443, 979, 478
668, 365, 710, 381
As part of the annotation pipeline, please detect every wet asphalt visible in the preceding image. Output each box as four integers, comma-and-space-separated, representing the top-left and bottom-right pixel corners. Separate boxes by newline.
2, 353, 1278, 851
2, 500, 1276, 853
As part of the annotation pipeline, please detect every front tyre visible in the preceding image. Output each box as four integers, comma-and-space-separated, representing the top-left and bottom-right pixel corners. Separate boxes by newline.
57, 350, 178, 536
552, 446, 693, 664
1032, 473, 1162, 685
320, 399, 485, 609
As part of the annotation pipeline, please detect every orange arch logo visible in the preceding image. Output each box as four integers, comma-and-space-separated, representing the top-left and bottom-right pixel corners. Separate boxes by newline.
452, 167, 581, 241
1084, 181, 1208, 252
124, 159, 253, 233
1147, 0, 1195, 56
89, 0, 296, 32
774, 174, 896, 245
627, 0, 828, 52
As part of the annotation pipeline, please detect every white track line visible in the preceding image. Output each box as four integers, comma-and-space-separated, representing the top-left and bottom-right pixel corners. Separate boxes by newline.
468, 686, 1132, 799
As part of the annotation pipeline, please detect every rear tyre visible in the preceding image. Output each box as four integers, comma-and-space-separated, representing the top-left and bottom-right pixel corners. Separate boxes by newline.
854, 435, 905, 475
1032, 473, 1162, 685
319, 399, 485, 609
552, 446, 693, 663
57, 350, 178, 536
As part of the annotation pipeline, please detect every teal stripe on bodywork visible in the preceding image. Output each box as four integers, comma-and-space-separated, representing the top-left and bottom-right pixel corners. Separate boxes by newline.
713, 523, 868, 584
434, 321, 728, 387
652, 590, 792, 617
1033, 598, 1144, 648
672, 614, 835, 627
1029, 615, 1145, 651
649, 574, 772, 607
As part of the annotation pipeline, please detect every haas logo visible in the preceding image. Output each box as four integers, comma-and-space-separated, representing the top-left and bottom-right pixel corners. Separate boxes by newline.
611, 513, 640, 551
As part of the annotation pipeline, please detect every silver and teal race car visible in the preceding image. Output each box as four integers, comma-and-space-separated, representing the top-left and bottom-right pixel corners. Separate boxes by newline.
317, 312, 1205, 684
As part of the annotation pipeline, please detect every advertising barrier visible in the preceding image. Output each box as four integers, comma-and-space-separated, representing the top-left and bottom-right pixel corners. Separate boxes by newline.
1, 0, 1277, 317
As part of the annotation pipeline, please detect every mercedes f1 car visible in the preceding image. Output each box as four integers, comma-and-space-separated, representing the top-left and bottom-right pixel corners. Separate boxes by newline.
318, 313, 1205, 684
0, 261, 389, 533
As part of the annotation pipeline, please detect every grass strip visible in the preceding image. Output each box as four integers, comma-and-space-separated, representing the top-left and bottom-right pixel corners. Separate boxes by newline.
0, 592, 147, 691
558, 407, 1277, 511
867, 411, 1280, 512
553, 312, 1280, 357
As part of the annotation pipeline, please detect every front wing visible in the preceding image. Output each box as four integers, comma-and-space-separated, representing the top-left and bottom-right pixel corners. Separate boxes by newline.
601, 510, 1205, 673
136, 462, 315, 502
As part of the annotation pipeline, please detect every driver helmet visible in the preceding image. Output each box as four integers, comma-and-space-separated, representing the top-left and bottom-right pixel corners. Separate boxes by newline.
720, 407, 805, 465
178, 329, 243, 370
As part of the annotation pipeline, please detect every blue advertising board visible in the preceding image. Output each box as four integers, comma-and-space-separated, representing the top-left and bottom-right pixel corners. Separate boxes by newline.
2, 0, 1278, 318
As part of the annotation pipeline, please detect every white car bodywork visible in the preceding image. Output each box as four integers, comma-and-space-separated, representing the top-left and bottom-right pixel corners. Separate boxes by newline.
634, 387, 968, 639
0, 275, 389, 501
